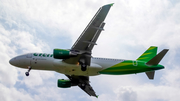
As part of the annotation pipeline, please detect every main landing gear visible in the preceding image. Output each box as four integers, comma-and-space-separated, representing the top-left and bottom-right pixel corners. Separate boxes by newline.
25, 66, 31, 76
81, 64, 87, 71
81, 83, 86, 89
79, 59, 87, 71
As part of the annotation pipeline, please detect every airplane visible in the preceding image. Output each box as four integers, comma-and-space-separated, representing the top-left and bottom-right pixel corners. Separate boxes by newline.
9, 3, 169, 98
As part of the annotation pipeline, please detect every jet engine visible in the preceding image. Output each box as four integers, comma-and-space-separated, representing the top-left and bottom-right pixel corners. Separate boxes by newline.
57, 79, 72, 88
53, 49, 76, 59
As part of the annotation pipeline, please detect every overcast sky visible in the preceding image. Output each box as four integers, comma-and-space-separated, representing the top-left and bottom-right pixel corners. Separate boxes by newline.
0, 0, 180, 101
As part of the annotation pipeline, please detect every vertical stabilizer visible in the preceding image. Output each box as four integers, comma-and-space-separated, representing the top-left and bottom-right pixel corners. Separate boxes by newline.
137, 46, 157, 62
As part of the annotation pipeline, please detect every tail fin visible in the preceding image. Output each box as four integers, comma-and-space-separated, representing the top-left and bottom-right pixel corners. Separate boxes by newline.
137, 46, 157, 62
137, 46, 169, 80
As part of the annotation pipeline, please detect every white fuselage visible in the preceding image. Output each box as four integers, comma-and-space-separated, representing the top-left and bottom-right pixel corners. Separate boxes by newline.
9, 53, 124, 76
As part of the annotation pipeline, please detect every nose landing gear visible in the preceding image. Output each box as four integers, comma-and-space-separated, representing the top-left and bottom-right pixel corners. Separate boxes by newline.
25, 66, 31, 76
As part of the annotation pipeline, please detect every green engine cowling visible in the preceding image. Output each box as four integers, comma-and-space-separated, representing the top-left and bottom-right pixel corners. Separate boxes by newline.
57, 79, 71, 88
53, 49, 75, 59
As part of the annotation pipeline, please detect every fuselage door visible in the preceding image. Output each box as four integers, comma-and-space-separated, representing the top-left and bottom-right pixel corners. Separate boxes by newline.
133, 60, 138, 66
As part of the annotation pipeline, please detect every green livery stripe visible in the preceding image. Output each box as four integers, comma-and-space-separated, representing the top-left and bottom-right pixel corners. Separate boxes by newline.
99, 60, 164, 75
100, 60, 137, 74
136, 46, 157, 62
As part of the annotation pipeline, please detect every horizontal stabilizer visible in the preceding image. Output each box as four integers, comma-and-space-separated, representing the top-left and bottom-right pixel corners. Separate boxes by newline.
146, 71, 155, 80
146, 49, 169, 65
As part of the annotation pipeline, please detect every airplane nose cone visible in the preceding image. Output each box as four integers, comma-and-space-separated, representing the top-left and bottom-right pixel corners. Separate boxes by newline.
9, 58, 14, 65
9, 58, 18, 66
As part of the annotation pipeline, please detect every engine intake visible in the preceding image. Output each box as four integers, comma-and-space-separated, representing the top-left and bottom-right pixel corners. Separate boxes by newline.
53, 49, 76, 59
57, 79, 71, 88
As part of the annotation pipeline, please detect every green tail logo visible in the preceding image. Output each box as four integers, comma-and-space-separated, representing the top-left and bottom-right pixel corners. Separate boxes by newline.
136, 46, 157, 62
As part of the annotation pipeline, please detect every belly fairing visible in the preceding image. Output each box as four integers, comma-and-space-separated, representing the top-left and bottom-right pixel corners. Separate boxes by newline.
53, 60, 102, 76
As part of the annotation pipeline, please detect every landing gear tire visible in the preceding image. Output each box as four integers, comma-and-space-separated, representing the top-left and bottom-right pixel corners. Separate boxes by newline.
25, 72, 29, 76
25, 66, 31, 76
81, 64, 87, 71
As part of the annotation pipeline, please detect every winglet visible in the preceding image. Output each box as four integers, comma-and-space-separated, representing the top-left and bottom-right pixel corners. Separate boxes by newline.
96, 95, 99, 98
104, 3, 114, 7
109, 3, 114, 6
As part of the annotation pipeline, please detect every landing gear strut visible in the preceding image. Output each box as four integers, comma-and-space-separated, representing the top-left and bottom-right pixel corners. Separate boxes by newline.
25, 66, 31, 76
79, 59, 87, 71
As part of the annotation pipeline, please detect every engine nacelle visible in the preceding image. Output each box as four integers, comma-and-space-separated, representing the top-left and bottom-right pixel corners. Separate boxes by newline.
53, 49, 76, 59
57, 79, 71, 88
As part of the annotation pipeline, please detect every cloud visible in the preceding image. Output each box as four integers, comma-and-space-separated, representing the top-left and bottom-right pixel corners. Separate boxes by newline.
0, 83, 34, 101
0, 0, 180, 101
115, 87, 137, 101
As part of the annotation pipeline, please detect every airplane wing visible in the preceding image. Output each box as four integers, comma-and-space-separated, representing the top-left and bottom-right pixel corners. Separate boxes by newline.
64, 3, 113, 65
66, 75, 97, 97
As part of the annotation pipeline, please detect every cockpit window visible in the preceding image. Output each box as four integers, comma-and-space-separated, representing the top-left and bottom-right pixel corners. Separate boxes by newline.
26, 54, 32, 58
